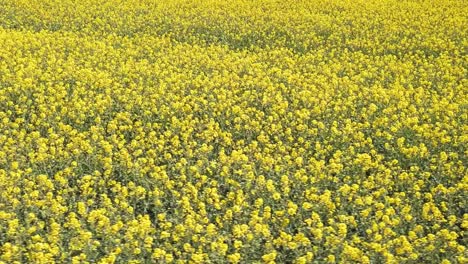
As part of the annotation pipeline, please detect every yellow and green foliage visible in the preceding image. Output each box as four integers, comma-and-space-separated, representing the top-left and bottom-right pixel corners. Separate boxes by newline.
0, 0, 467, 263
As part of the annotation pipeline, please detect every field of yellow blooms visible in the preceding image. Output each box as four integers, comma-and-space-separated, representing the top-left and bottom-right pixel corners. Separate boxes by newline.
0, 0, 467, 263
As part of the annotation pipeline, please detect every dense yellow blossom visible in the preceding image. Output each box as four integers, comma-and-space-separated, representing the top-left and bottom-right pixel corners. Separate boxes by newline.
0, 0, 466, 262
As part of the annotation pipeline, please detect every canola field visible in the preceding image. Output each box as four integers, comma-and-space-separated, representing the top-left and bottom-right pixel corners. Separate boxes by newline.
0, 0, 467, 263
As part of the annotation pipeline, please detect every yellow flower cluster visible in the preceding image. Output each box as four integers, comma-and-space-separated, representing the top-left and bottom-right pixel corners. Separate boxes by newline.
0, 0, 466, 263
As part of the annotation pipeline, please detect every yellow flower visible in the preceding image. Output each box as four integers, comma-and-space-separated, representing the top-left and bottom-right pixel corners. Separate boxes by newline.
228, 253, 241, 263
191, 253, 205, 263
262, 251, 277, 263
